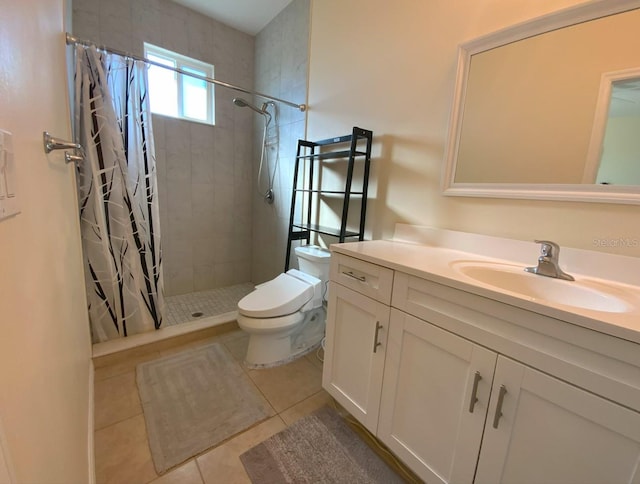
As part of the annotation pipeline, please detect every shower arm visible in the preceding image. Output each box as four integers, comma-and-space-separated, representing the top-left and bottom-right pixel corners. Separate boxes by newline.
65, 33, 307, 112
233, 98, 273, 124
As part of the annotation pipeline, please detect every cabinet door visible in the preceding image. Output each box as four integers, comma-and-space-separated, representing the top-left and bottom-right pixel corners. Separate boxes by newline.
378, 310, 498, 484
322, 282, 390, 433
476, 356, 640, 484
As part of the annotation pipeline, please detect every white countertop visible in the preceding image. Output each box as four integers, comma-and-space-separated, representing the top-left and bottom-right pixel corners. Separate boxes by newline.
329, 226, 640, 345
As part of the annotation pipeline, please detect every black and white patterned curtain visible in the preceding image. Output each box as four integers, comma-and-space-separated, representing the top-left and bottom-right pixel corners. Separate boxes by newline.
74, 46, 164, 343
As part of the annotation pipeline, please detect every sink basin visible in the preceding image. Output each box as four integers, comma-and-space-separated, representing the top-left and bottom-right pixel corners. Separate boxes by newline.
450, 260, 633, 313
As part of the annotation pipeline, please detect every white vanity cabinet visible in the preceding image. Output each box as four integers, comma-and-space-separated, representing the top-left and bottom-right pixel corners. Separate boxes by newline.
475, 356, 640, 484
323, 250, 640, 483
379, 309, 640, 483
322, 254, 394, 433
378, 309, 497, 484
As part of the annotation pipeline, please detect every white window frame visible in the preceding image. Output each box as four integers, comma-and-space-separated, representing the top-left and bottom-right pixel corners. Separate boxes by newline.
144, 43, 215, 125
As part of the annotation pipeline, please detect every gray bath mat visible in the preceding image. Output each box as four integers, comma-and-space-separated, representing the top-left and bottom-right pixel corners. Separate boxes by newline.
136, 342, 274, 474
240, 406, 406, 483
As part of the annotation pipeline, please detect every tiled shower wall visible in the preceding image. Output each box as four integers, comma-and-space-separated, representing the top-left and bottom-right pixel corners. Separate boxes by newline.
72, 0, 310, 292
251, 0, 310, 284
72, 0, 255, 295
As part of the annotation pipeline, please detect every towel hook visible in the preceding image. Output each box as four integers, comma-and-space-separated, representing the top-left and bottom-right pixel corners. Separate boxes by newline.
64, 152, 84, 165
43, 131, 82, 154
43, 131, 84, 165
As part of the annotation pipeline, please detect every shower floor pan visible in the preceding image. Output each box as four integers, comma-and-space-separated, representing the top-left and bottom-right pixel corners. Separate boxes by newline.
164, 282, 255, 326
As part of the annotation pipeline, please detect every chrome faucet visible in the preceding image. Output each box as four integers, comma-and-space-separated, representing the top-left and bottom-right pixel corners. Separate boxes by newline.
525, 240, 575, 281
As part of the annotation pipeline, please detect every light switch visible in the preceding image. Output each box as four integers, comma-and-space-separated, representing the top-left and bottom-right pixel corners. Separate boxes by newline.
0, 129, 19, 220
5, 151, 15, 197
0, 150, 6, 199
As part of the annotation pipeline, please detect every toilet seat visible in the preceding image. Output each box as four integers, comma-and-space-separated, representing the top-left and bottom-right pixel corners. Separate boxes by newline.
238, 271, 314, 318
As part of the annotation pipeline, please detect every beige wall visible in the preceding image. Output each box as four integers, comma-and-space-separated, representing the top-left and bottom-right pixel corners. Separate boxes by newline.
0, 0, 92, 482
307, 0, 640, 256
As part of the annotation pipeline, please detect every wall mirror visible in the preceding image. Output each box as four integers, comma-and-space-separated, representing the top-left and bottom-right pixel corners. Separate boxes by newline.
442, 0, 640, 204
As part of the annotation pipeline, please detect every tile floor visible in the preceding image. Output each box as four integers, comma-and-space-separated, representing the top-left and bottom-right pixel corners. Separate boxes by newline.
93, 328, 332, 484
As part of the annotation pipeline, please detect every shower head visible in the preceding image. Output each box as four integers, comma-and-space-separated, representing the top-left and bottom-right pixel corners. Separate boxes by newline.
233, 97, 268, 116
232, 97, 250, 108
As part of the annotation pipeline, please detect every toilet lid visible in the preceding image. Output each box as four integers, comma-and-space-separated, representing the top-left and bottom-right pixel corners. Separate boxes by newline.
238, 272, 314, 318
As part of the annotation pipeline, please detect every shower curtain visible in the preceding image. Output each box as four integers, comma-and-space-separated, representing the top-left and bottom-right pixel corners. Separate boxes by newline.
74, 46, 164, 343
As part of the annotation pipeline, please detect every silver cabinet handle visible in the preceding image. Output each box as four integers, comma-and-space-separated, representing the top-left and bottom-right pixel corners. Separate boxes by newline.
342, 270, 366, 282
468, 371, 482, 413
492, 385, 508, 429
372, 321, 383, 353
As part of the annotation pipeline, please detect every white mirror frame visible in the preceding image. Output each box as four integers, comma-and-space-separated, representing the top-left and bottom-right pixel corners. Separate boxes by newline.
442, 0, 640, 205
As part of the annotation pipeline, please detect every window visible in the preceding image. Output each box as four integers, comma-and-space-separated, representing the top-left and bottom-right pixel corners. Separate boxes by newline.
144, 43, 215, 125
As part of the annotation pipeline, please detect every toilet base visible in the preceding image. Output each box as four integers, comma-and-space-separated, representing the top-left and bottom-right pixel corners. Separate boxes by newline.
245, 338, 322, 370
243, 306, 326, 369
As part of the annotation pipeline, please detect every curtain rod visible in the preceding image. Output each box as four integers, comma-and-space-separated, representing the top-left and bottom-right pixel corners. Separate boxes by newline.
65, 33, 307, 112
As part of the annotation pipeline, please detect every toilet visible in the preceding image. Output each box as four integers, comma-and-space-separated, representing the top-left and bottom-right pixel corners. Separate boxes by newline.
237, 245, 331, 368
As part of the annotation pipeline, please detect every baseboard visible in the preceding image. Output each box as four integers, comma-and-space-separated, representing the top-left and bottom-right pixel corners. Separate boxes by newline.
87, 359, 95, 484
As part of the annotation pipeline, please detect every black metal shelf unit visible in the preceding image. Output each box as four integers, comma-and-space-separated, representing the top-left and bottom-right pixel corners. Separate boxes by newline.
285, 126, 373, 270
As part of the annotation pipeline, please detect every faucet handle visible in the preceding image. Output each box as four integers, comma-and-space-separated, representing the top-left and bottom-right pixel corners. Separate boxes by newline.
533, 240, 559, 258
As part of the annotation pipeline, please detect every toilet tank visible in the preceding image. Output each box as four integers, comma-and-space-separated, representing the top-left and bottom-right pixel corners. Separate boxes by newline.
294, 245, 331, 283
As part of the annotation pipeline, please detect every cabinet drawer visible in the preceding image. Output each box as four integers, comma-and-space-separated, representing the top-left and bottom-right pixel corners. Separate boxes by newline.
392, 271, 440, 320
330, 253, 394, 304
